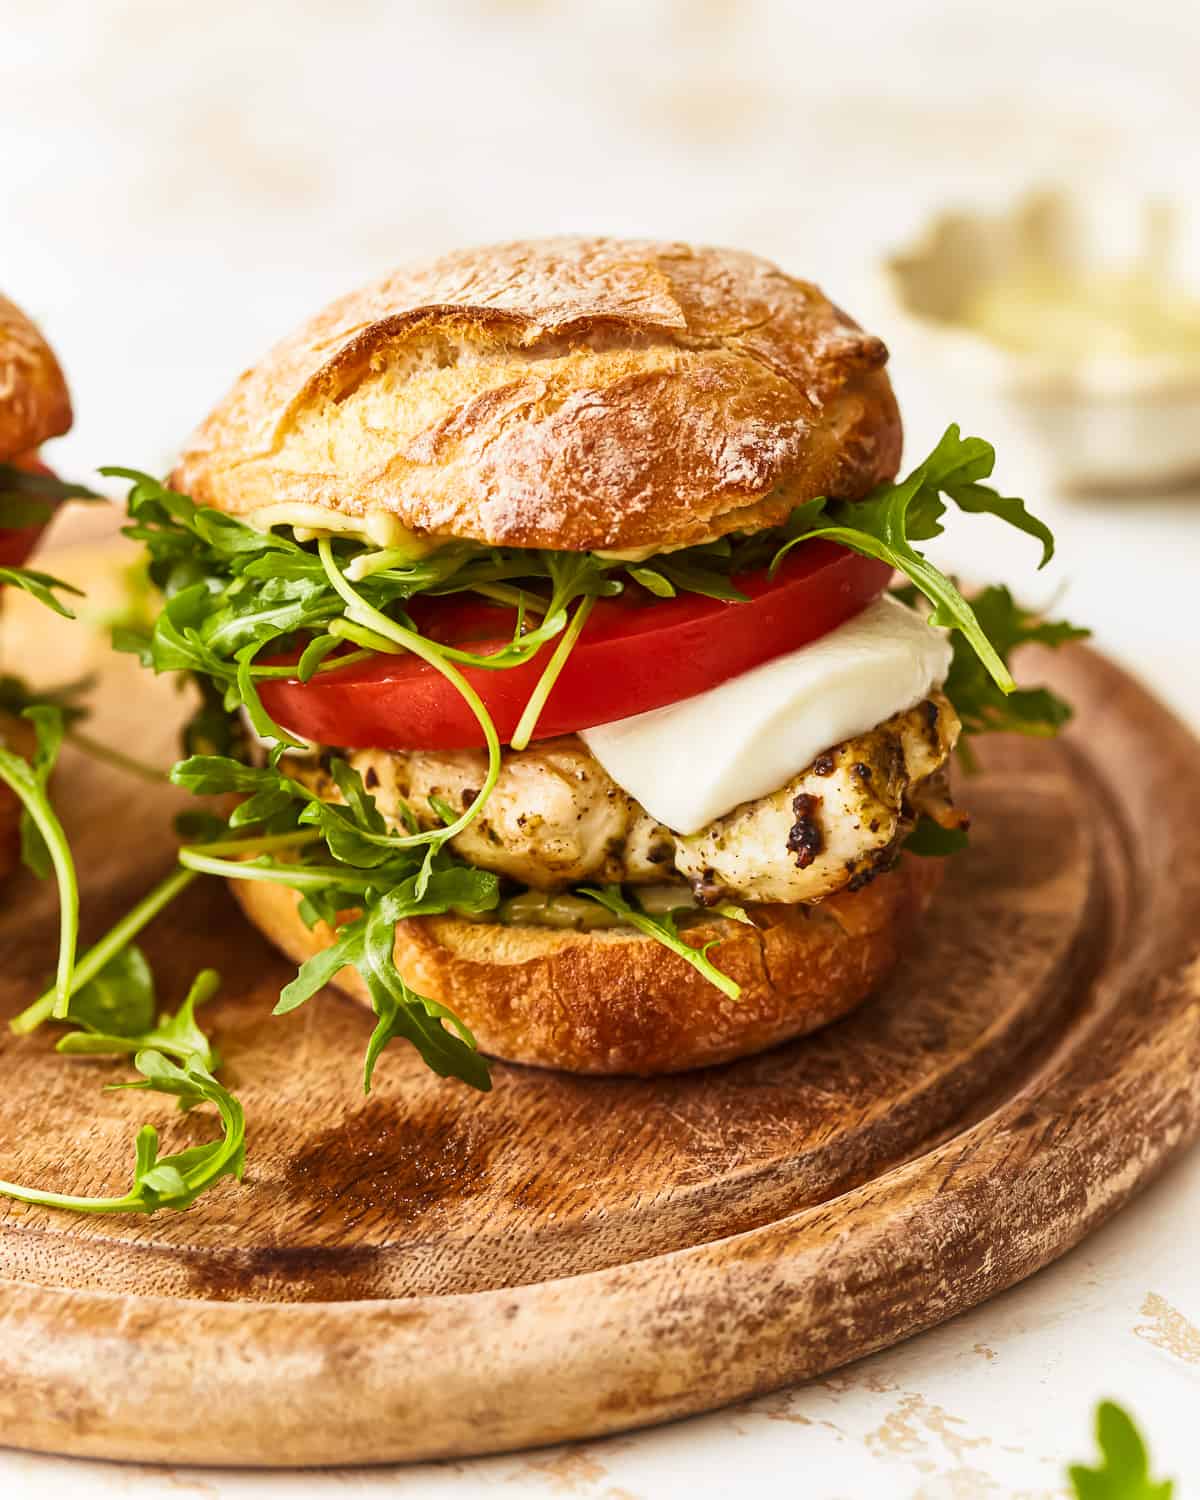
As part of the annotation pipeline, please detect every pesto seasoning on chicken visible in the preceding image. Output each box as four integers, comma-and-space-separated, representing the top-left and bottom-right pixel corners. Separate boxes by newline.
113, 237, 1086, 1082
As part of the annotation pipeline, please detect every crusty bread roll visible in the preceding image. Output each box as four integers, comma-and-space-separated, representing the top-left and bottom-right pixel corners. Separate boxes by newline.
0, 293, 72, 462
232, 859, 941, 1075
173, 238, 902, 553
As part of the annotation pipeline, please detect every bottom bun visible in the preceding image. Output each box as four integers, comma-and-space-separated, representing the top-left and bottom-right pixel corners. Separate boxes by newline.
232, 858, 943, 1076
0, 712, 36, 880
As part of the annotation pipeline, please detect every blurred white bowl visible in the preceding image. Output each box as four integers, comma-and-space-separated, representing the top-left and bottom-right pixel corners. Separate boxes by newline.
882, 189, 1200, 493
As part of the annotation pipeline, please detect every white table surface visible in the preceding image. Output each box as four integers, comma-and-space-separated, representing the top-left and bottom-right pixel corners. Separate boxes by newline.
3, 0, 1200, 1493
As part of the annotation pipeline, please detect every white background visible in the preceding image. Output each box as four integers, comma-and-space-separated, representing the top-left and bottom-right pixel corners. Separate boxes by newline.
3, 0, 1200, 1494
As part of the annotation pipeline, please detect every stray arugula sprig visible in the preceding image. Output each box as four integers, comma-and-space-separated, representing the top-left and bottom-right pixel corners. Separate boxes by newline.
0, 563, 83, 618
0, 707, 79, 1009
0, 723, 244, 1216
0, 463, 101, 617
0, 962, 245, 1216
894, 580, 1089, 773
0, 705, 182, 1026
577, 885, 749, 1001
0, 462, 101, 520
0, 1048, 244, 1216
1069, 1401, 1173, 1499
59, 960, 222, 1074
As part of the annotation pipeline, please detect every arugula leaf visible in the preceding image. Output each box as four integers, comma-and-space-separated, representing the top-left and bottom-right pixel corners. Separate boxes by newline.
889, 582, 1087, 768
0, 1038, 244, 1216
358, 898, 490, 1091
903, 817, 971, 857
652, 558, 747, 602
59, 966, 222, 1074
0, 671, 91, 727
0, 462, 101, 506
1069, 1402, 1173, 1499
770, 426, 1057, 693
0, 564, 83, 618
0, 462, 102, 536
65, 944, 157, 1037
577, 884, 743, 1001
626, 566, 676, 598
940, 584, 1089, 748
272, 865, 497, 1090
0, 494, 54, 529
0, 708, 79, 1013
13, 704, 65, 878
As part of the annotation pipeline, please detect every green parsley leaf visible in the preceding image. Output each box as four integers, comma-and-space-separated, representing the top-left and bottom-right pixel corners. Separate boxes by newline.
1069, 1402, 1173, 1499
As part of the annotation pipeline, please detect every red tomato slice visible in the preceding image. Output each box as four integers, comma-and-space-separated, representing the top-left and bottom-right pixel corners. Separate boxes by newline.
259, 542, 892, 750
0, 453, 56, 571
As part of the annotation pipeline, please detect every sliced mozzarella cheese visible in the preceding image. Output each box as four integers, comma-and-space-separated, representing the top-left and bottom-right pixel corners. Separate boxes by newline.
579, 594, 952, 835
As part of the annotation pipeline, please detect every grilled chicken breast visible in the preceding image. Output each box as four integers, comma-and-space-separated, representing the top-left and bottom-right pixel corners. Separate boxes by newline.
288, 692, 962, 905
674, 694, 961, 903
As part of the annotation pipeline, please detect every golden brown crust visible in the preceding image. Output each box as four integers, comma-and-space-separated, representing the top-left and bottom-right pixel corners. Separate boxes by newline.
0, 295, 72, 462
174, 238, 902, 552
231, 858, 941, 1075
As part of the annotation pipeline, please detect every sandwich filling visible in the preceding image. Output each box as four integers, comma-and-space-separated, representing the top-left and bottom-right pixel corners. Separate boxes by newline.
85, 425, 1086, 1092
288, 692, 960, 913
285, 591, 963, 914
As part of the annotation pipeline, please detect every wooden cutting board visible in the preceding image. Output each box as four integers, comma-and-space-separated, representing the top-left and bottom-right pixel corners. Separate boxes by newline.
0, 524, 1198, 1467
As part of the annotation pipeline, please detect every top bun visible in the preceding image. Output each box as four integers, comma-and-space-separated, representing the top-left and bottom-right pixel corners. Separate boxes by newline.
0, 294, 72, 462
174, 238, 902, 553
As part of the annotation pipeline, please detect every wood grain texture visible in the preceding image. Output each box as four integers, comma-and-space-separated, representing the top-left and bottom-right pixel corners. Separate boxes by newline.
0, 527, 1197, 1466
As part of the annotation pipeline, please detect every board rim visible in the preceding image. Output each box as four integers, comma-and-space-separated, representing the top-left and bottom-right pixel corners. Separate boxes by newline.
0, 641, 1198, 1466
